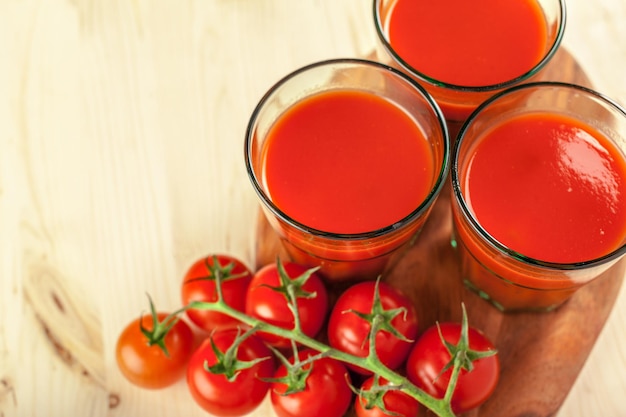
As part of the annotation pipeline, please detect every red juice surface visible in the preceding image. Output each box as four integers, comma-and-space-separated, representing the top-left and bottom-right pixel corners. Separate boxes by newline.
385, 0, 549, 87
261, 90, 434, 235
463, 113, 626, 264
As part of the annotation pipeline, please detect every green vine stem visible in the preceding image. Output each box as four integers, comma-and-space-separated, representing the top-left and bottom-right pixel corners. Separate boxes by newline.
188, 295, 459, 416
183, 257, 497, 417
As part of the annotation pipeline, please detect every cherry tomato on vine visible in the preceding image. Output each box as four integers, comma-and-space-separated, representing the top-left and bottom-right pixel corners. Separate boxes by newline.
327, 280, 418, 374
187, 328, 276, 417
355, 375, 420, 417
115, 311, 194, 389
405, 322, 500, 414
181, 254, 252, 332
270, 348, 353, 417
245, 260, 329, 348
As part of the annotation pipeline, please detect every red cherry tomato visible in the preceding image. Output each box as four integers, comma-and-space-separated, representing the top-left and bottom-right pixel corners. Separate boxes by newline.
270, 349, 353, 417
186, 328, 276, 417
115, 312, 194, 389
355, 376, 420, 417
181, 254, 252, 332
405, 322, 500, 414
327, 280, 418, 374
245, 261, 329, 348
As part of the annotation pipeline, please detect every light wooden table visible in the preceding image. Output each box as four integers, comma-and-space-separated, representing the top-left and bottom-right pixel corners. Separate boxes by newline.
1, 1, 624, 416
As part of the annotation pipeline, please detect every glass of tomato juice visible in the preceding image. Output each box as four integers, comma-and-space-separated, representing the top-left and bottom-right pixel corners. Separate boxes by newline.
245, 59, 449, 281
374, 0, 566, 132
451, 82, 626, 312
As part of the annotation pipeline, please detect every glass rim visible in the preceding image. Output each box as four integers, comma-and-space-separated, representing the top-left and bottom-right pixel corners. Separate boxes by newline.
451, 81, 626, 270
373, 0, 567, 93
245, 58, 450, 241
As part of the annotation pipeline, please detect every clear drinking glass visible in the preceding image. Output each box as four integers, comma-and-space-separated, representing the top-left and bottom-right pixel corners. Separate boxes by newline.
451, 82, 626, 312
245, 59, 449, 281
374, 0, 566, 131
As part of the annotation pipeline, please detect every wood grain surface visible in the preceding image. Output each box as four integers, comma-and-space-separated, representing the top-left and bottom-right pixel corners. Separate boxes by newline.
1, 1, 625, 417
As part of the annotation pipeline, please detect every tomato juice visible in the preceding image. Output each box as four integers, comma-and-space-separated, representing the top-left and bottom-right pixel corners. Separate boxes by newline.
453, 110, 626, 311
376, 0, 564, 121
247, 60, 448, 281
262, 90, 434, 235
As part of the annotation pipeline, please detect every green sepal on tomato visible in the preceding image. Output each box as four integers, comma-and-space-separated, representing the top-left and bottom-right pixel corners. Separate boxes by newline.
186, 327, 276, 417
115, 297, 194, 390
327, 279, 418, 374
354, 375, 421, 417
245, 259, 329, 348
181, 254, 252, 332
269, 348, 353, 417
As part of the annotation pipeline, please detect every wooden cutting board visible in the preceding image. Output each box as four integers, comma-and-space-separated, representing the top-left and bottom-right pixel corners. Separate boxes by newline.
254, 48, 626, 417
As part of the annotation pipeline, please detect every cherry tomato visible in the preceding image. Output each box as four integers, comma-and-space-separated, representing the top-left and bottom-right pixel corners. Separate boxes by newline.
187, 328, 276, 417
245, 261, 329, 348
181, 254, 252, 332
355, 376, 420, 417
327, 280, 418, 374
405, 322, 500, 414
115, 312, 194, 389
270, 349, 353, 417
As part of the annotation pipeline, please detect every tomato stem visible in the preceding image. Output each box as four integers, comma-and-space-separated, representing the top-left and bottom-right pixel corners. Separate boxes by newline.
203, 325, 270, 382
188, 259, 461, 417
139, 294, 190, 357
439, 303, 497, 407
262, 344, 328, 395
351, 375, 407, 417
187, 297, 456, 417
264, 257, 321, 334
